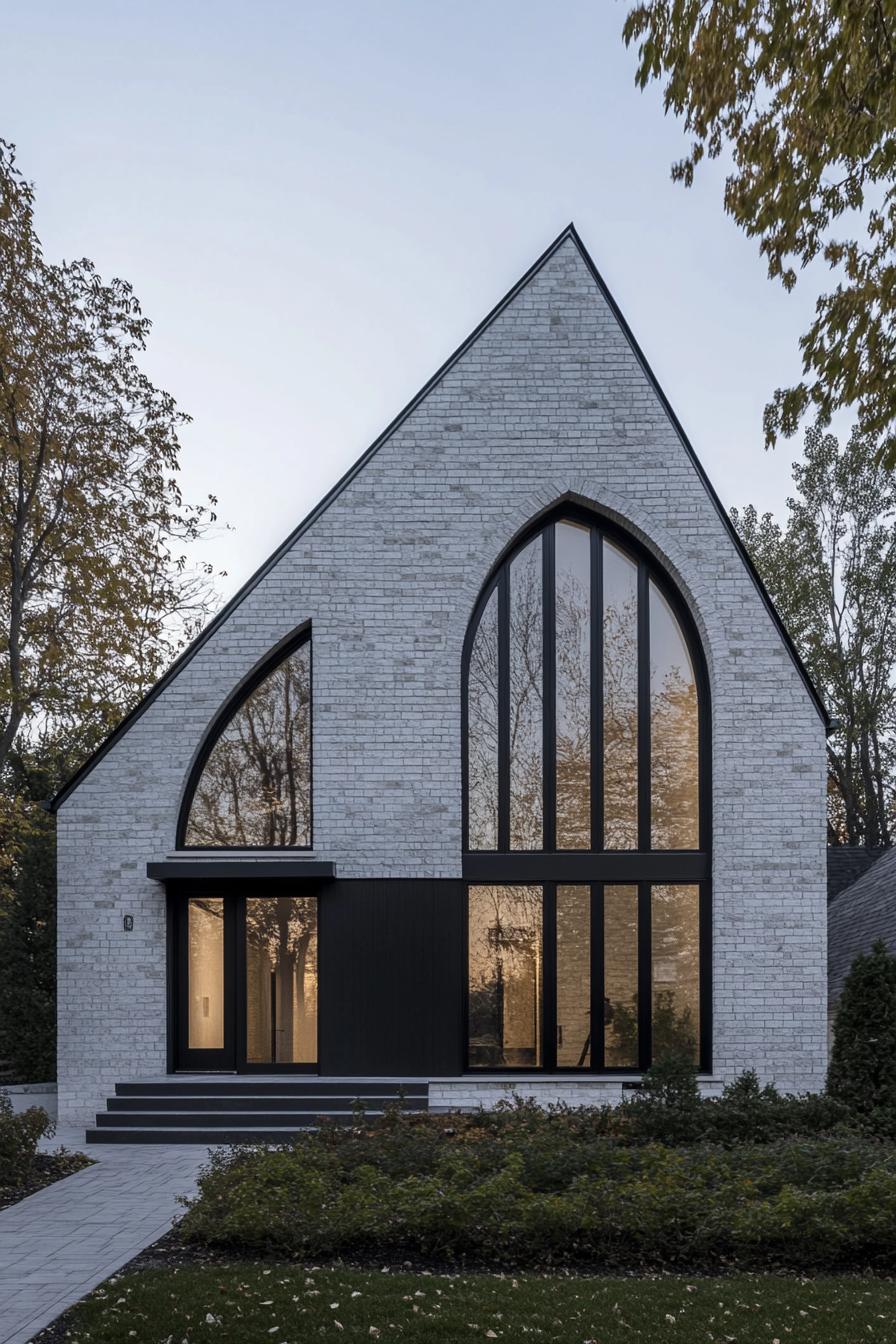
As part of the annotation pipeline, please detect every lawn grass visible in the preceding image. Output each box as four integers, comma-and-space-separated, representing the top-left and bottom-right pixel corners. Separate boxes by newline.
53, 1263, 896, 1342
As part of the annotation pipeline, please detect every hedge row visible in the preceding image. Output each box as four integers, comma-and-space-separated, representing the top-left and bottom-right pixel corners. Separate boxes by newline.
178, 1126, 896, 1270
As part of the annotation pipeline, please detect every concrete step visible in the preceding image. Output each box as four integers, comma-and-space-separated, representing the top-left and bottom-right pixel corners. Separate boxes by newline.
85, 1126, 330, 1144
95, 1108, 410, 1127
115, 1079, 429, 1098
107, 1093, 426, 1113
89, 1077, 430, 1143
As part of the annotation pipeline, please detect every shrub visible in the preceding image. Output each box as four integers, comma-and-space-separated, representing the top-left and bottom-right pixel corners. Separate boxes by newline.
829, 939, 896, 1113
178, 1127, 896, 1270
0, 1091, 53, 1188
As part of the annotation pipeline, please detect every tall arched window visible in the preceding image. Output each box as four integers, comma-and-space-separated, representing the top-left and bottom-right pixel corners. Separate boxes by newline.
463, 509, 709, 1073
179, 631, 312, 848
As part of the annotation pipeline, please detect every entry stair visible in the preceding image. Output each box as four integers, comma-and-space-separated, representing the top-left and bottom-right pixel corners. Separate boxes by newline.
87, 1077, 429, 1144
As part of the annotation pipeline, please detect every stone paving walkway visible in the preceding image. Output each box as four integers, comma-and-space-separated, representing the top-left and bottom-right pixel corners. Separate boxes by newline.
0, 1129, 209, 1344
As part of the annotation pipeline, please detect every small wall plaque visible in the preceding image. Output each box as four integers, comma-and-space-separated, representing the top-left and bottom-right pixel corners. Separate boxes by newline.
123, 914, 134, 932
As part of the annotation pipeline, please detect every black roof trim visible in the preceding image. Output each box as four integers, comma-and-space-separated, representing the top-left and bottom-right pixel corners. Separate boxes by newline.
147, 859, 336, 881
49, 222, 827, 812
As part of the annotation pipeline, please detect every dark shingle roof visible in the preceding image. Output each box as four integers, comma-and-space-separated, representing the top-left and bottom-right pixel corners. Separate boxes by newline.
827, 846, 888, 903
828, 846, 896, 1002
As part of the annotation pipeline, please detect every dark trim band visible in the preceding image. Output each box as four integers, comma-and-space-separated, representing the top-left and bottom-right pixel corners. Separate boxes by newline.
148, 860, 336, 881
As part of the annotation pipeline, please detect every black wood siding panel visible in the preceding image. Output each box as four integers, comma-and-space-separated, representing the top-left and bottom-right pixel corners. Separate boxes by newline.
319, 880, 464, 1076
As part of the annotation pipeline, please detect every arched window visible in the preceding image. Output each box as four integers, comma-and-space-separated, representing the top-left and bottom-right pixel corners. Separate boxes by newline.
463, 509, 709, 1074
179, 631, 312, 848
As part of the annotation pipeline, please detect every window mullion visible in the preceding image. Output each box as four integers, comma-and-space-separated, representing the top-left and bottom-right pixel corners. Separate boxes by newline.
543, 882, 557, 1071
592, 882, 604, 1071
497, 569, 510, 852
638, 880, 652, 1070
543, 526, 556, 851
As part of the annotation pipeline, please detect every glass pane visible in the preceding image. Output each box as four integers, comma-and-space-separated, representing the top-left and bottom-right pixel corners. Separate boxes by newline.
509, 537, 543, 849
603, 541, 639, 848
556, 885, 591, 1066
188, 898, 224, 1050
185, 640, 312, 847
245, 896, 318, 1064
604, 885, 638, 1067
468, 885, 542, 1067
467, 588, 499, 849
650, 582, 699, 849
651, 884, 700, 1063
555, 522, 591, 849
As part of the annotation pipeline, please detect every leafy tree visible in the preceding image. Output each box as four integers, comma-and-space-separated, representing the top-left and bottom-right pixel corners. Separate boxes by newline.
623, 3, 896, 466
829, 940, 896, 1113
0, 737, 67, 1080
0, 137, 220, 778
0, 139, 223, 1077
732, 424, 896, 845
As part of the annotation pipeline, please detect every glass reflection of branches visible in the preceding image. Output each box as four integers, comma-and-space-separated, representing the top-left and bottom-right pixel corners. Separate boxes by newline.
467, 589, 499, 850
509, 539, 543, 849
556, 524, 591, 848
468, 885, 542, 1067
245, 896, 317, 1065
603, 542, 638, 849
185, 640, 311, 847
650, 583, 699, 849
464, 519, 701, 857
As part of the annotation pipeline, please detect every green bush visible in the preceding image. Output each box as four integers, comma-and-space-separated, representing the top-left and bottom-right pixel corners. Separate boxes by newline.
0, 1091, 53, 1188
177, 1081, 896, 1272
178, 1125, 896, 1270
829, 939, 896, 1113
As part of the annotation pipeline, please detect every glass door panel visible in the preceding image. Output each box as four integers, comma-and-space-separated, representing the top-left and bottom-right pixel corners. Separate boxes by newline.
244, 896, 318, 1066
177, 895, 235, 1070
188, 898, 225, 1049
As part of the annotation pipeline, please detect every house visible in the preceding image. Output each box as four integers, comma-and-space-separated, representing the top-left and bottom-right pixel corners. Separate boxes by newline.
49, 226, 830, 1139
829, 846, 896, 1009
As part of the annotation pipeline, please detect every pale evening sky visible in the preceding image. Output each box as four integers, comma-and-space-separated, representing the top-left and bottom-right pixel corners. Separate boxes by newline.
4, 1, 834, 602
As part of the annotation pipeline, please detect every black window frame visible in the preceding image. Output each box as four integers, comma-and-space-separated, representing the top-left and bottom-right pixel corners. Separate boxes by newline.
463, 879, 711, 1074
461, 505, 712, 1074
176, 624, 313, 851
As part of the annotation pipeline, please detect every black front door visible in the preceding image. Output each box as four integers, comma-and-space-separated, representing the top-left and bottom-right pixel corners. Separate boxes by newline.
174, 891, 319, 1072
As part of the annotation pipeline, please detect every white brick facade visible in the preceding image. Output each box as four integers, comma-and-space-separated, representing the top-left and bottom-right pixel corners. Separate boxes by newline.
55, 231, 828, 1124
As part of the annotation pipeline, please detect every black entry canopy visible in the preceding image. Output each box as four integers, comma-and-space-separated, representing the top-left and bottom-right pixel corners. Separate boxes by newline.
147, 859, 336, 882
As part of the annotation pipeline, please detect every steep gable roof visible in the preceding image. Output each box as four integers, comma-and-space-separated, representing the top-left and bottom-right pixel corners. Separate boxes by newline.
49, 223, 828, 811
829, 846, 896, 1000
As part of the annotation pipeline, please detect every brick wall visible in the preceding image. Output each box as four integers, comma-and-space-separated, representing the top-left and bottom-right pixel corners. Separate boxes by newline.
56, 236, 828, 1123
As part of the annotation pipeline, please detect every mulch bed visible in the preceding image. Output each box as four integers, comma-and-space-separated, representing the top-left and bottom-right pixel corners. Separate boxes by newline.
0, 1149, 91, 1213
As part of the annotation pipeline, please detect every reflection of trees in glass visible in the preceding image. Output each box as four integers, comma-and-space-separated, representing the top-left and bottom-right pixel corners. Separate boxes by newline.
651, 884, 700, 1064
185, 641, 311, 846
608, 991, 697, 1064
465, 521, 701, 857
467, 589, 499, 849
509, 540, 543, 849
603, 542, 639, 848
604, 885, 638, 1066
650, 584, 699, 849
468, 885, 542, 1067
245, 896, 317, 1064
556, 885, 591, 1064
556, 524, 591, 848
